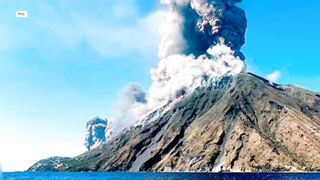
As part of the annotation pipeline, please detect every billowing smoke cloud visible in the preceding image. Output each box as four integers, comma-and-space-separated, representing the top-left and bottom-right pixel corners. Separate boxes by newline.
149, 0, 247, 109
84, 116, 111, 150
111, 0, 247, 134
159, 0, 247, 60
149, 45, 244, 108
112, 84, 148, 134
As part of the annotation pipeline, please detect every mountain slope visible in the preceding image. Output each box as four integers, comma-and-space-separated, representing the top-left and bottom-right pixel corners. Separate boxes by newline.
27, 157, 72, 172
29, 73, 320, 172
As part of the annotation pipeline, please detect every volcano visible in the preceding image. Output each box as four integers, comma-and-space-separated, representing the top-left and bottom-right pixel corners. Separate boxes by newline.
28, 73, 320, 172
28, 0, 320, 172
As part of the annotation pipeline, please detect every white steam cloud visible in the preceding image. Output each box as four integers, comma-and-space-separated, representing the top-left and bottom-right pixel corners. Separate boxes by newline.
112, 84, 148, 134
111, 0, 247, 134
267, 71, 281, 84
149, 45, 244, 108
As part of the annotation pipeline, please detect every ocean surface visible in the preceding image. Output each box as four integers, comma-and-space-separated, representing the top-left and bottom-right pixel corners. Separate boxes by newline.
1, 172, 320, 180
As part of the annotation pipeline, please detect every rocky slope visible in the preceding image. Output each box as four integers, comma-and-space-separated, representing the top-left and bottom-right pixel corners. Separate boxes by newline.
28, 157, 72, 172
28, 73, 320, 172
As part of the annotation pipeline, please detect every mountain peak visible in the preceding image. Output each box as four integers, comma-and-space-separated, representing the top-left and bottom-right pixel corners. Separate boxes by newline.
34, 73, 319, 172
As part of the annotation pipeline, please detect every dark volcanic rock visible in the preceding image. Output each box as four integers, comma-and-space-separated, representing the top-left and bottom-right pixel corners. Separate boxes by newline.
29, 73, 320, 172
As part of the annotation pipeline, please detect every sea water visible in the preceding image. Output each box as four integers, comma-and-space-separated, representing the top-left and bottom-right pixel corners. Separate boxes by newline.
2, 172, 320, 180
0, 164, 3, 180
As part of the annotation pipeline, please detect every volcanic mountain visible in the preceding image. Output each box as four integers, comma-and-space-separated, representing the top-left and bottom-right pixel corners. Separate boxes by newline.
28, 73, 320, 172
28, 0, 320, 172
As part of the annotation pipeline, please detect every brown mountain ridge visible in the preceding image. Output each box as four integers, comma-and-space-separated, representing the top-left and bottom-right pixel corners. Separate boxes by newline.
28, 73, 320, 172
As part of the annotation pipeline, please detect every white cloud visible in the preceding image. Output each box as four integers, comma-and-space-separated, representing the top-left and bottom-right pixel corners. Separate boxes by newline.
0, 1, 166, 60
112, 1, 139, 19
0, 25, 12, 50
77, 11, 166, 58
36, 8, 166, 59
0, 120, 86, 172
267, 70, 281, 83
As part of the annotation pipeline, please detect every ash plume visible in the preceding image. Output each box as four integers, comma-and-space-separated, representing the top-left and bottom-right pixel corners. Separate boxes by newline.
149, 0, 247, 109
112, 84, 148, 134
111, 0, 247, 134
84, 116, 111, 150
159, 0, 247, 60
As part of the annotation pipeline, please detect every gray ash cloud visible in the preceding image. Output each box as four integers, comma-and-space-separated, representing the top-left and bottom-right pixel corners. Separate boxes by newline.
84, 116, 110, 150
159, 0, 247, 60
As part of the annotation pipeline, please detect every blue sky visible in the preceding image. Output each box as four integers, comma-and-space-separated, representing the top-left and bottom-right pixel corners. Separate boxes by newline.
241, 0, 320, 90
0, 0, 319, 171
